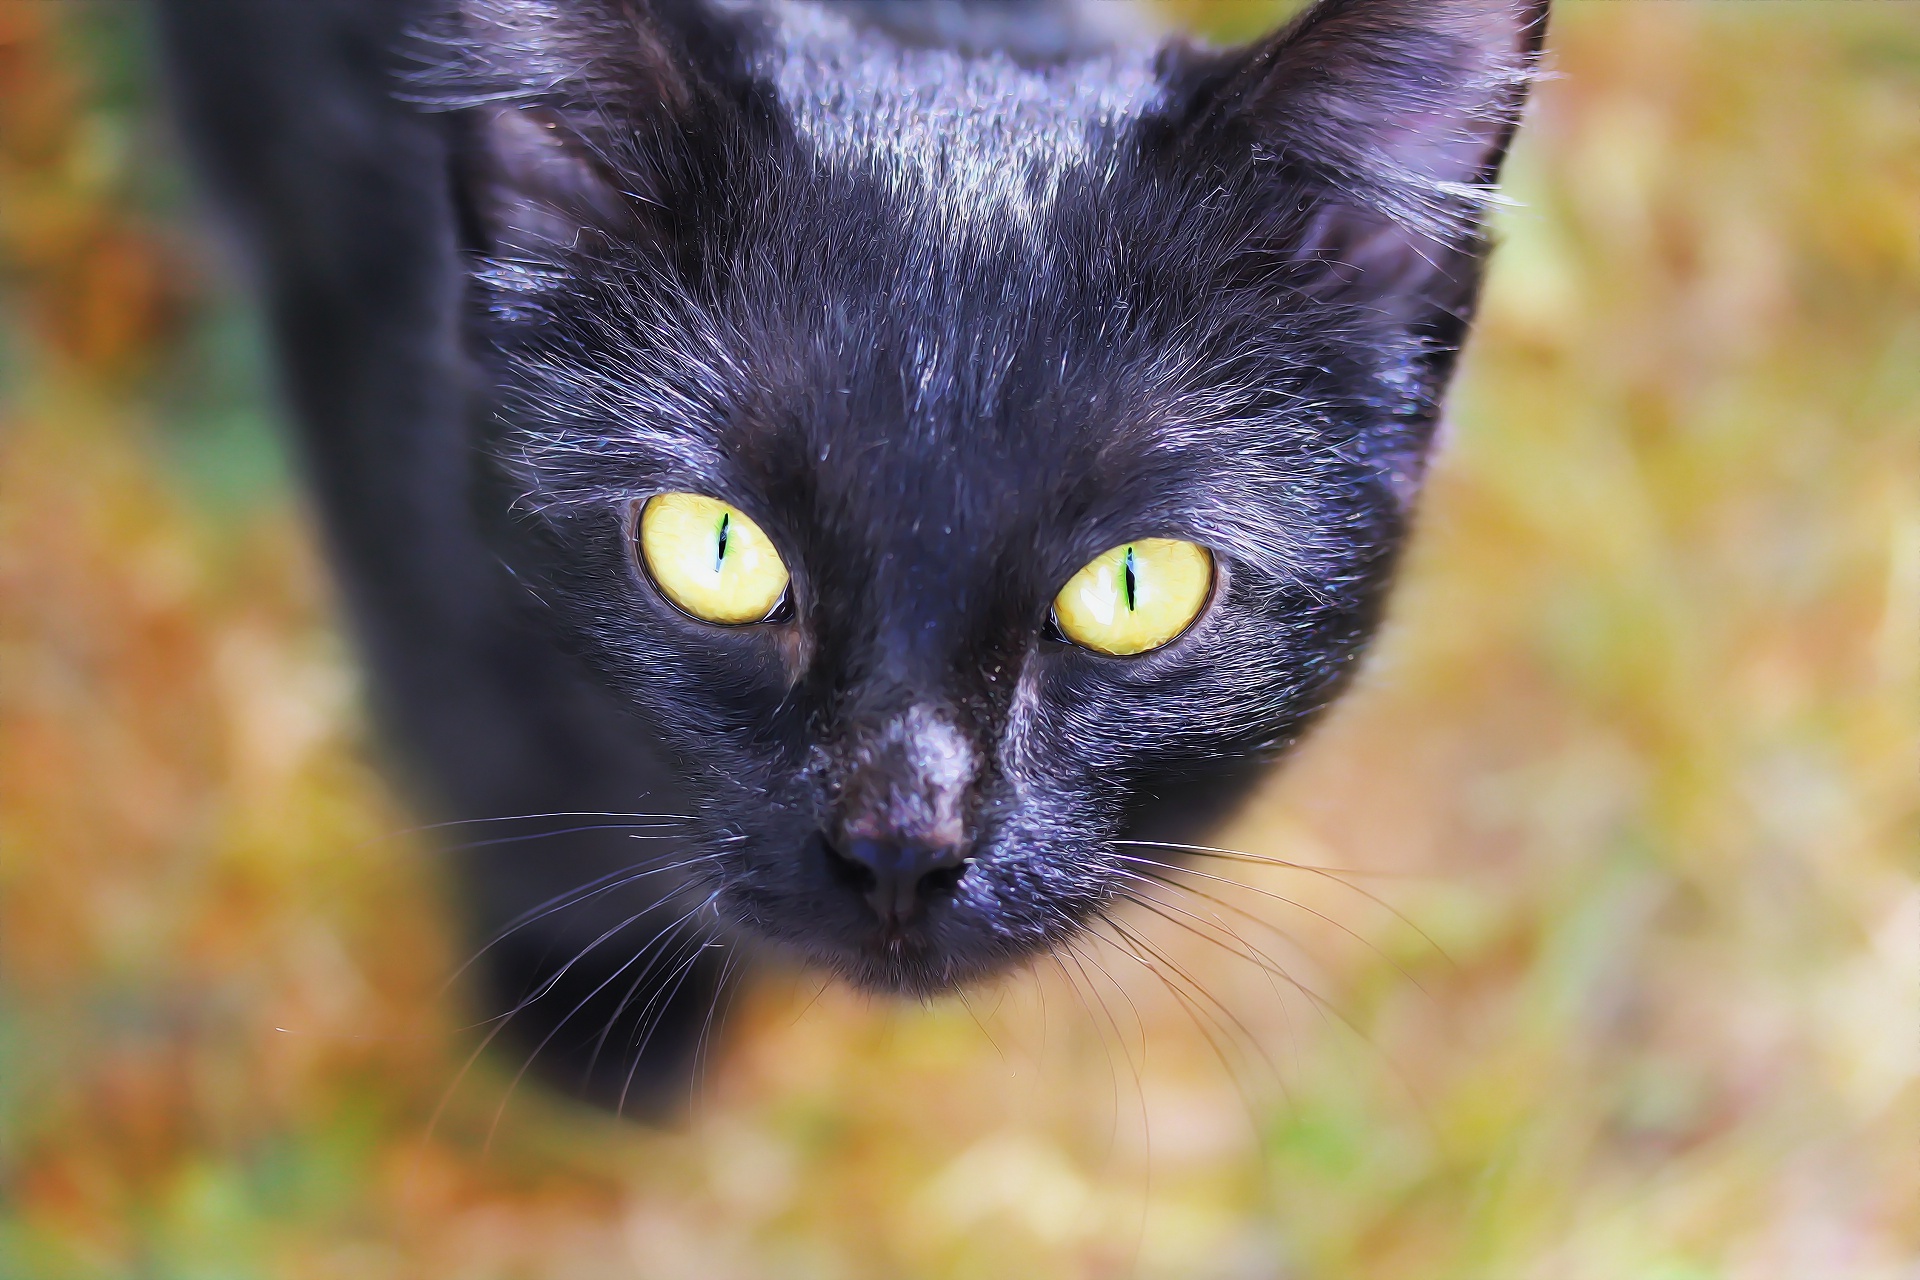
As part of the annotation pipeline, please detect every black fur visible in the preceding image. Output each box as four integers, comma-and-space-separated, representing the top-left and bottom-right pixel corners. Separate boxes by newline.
154, 0, 1547, 1110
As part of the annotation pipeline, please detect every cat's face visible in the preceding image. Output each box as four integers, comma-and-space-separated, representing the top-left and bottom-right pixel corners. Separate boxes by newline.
430, 0, 1545, 992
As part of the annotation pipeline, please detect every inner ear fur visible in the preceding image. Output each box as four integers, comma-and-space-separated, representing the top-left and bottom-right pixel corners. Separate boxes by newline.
1158, 0, 1550, 317
418, 0, 748, 262
463, 105, 647, 260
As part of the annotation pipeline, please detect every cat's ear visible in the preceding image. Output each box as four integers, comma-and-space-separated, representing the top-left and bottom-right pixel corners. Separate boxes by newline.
461, 104, 649, 261
1158, 0, 1549, 319
416, 0, 746, 263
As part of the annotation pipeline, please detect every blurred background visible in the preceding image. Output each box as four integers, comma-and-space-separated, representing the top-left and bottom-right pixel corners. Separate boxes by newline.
2, 2, 1917, 1277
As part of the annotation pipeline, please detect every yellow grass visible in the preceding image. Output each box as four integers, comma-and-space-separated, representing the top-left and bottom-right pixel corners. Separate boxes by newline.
2, 3, 1916, 1277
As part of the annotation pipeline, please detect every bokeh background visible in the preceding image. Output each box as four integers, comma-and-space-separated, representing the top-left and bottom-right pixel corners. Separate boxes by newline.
3, 2, 1917, 1277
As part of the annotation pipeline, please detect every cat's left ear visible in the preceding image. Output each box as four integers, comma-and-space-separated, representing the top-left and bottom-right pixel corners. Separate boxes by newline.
1157, 0, 1550, 321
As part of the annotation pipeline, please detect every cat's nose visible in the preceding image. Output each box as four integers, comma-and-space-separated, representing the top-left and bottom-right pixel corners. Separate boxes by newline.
825, 704, 979, 926
826, 834, 970, 925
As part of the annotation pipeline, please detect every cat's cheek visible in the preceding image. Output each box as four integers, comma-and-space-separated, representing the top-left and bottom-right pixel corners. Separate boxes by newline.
633, 612, 809, 706
601, 610, 798, 731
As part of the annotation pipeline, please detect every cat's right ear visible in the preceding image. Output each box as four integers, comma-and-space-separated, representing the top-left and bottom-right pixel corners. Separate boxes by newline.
412, 0, 747, 264
460, 104, 647, 262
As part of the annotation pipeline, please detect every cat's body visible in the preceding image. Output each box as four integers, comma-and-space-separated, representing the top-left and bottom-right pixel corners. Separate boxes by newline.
155, 0, 1546, 1108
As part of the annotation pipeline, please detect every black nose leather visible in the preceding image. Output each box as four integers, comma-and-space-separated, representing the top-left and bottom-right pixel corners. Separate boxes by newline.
829, 835, 967, 924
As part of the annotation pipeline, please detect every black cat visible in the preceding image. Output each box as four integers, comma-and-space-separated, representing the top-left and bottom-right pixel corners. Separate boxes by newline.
154, 0, 1547, 1109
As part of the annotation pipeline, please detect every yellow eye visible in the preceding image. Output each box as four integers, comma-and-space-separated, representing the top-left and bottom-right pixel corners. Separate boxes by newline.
1052, 538, 1213, 656
638, 493, 790, 625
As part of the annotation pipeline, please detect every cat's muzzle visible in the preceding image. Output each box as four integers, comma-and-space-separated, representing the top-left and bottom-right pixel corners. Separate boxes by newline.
824, 704, 979, 930
824, 833, 971, 928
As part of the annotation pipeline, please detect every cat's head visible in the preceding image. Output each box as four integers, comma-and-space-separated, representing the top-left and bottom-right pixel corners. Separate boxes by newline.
420, 0, 1546, 993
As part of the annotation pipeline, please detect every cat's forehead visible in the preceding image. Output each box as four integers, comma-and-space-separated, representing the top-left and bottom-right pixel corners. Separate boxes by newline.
751, 3, 1165, 233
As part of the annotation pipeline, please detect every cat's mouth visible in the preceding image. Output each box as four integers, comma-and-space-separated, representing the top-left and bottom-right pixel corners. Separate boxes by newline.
805, 832, 987, 991
829, 892, 1070, 999
716, 836, 1013, 995
834, 933, 992, 998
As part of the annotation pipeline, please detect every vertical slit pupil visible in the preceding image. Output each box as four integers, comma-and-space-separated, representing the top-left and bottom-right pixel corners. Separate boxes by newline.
1123, 546, 1137, 612
715, 511, 730, 573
